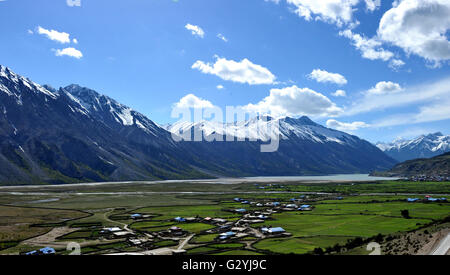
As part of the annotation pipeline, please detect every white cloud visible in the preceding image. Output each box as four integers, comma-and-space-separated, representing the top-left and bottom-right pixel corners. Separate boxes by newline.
192, 56, 276, 85
54, 47, 83, 59
174, 94, 214, 109
37, 26, 71, 44
378, 0, 450, 65
66, 0, 81, 7
339, 29, 394, 62
389, 59, 405, 70
332, 90, 347, 97
244, 85, 342, 117
344, 76, 450, 116
374, 98, 450, 127
216, 85, 225, 90
72, 38, 78, 44
27, 29, 33, 34
185, 24, 205, 38
364, 0, 381, 12
367, 81, 403, 95
286, 0, 360, 27
308, 69, 347, 85
326, 119, 370, 131
217, 33, 228, 42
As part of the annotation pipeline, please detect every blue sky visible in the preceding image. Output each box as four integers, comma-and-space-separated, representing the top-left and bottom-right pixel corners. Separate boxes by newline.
0, 0, 449, 143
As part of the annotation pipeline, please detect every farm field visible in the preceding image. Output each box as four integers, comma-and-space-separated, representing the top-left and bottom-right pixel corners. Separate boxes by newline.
0, 180, 449, 255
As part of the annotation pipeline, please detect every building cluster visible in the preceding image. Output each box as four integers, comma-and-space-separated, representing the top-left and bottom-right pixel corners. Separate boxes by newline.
407, 196, 448, 203
408, 175, 450, 182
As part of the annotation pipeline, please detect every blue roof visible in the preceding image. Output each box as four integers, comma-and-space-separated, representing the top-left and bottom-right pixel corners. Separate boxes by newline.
224, 231, 235, 236
269, 227, 285, 233
428, 198, 439, 201
40, 247, 56, 254
25, 250, 37, 255
273, 202, 280, 205
407, 198, 419, 202
300, 205, 311, 208
236, 209, 246, 212
174, 217, 186, 221
131, 214, 142, 217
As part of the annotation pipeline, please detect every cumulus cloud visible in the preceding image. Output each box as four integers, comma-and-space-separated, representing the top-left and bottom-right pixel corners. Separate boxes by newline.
286, 0, 360, 27
54, 47, 83, 59
339, 29, 394, 61
378, 0, 450, 65
326, 119, 370, 131
244, 85, 342, 117
216, 85, 225, 90
66, 0, 81, 7
332, 90, 347, 97
185, 23, 205, 38
37, 26, 71, 44
192, 56, 276, 85
308, 69, 347, 85
367, 81, 403, 95
174, 94, 214, 109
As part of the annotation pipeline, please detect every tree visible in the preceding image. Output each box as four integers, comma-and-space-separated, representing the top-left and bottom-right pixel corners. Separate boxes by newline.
401, 209, 411, 219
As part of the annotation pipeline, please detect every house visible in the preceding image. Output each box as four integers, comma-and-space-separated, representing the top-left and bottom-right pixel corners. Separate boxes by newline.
234, 198, 242, 202
235, 209, 247, 213
231, 227, 247, 233
219, 231, 236, 240
212, 218, 227, 224
257, 215, 268, 219
298, 205, 313, 211
407, 198, 420, 202
261, 227, 286, 235
285, 204, 298, 209
113, 231, 135, 238
241, 201, 250, 204
204, 217, 212, 222
185, 217, 198, 222
174, 217, 186, 222
256, 203, 263, 207
26, 247, 56, 255
336, 197, 343, 200
130, 214, 143, 220
272, 202, 281, 207
101, 227, 122, 234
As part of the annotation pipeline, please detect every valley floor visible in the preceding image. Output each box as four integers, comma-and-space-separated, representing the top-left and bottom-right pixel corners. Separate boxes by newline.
0, 179, 449, 255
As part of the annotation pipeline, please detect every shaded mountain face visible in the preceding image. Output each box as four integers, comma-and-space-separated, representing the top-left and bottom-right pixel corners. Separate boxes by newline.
377, 133, 450, 162
167, 116, 397, 176
0, 65, 397, 185
380, 152, 450, 177
0, 65, 207, 185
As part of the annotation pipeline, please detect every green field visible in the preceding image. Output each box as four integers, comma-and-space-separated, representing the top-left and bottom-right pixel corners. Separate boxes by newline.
0, 179, 448, 255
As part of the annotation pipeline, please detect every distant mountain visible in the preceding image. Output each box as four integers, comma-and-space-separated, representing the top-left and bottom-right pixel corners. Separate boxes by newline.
0, 65, 397, 185
377, 133, 450, 162
168, 116, 397, 176
378, 152, 450, 177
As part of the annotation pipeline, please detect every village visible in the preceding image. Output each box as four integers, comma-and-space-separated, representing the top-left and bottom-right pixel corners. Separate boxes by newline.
22, 195, 322, 255
21, 191, 449, 256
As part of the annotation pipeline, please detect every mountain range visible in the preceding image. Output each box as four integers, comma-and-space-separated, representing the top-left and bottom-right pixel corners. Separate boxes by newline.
377, 133, 450, 162
0, 65, 396, 185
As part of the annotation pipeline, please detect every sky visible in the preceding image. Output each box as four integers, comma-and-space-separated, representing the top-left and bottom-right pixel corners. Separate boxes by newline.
0, 0, 449, 143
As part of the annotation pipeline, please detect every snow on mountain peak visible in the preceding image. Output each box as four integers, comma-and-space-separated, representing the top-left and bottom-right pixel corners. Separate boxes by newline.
167, 116, 357, 145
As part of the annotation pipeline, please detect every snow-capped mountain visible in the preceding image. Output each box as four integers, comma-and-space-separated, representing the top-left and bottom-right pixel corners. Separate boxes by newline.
167, 116, 359, 145
170, 115, 396, 176
0, 64, 397, 185
0, 65, 206, 185
376, 133, 450, 162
